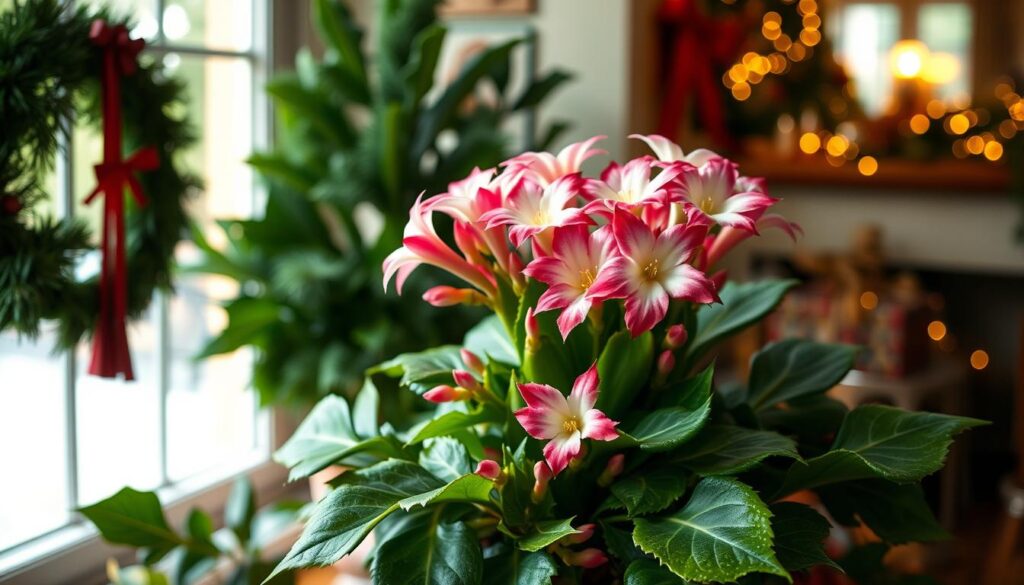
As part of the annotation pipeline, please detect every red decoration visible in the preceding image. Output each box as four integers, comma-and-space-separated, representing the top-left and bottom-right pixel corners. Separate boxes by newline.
1, 195, 21, 215
84, 20, 159, 380
657, 0, 747, 149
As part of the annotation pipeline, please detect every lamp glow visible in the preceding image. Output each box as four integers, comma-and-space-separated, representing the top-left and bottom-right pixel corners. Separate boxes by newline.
890, 40, 929, 80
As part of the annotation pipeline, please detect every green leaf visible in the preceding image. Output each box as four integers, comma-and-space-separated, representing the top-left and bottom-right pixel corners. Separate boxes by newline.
398, 474, 495, 511
627, 402, 711, 453
312, 0, 367, 89
610, 466, 689, 517
685, 279, 798, 366
352, 379, 381, 439
483, 548, 559, 585
760, 394, 849, 439
266, 77, 354, 147
464, 315, 519, 366
246, 153, 318, 192
674, 425, 800, 475
420, 437, 472, 483
268, 461, 442, 580
624, 559, 688, 585
197, 298, 280, 358
274, 395, 407, 480
818, 480, 949, 544
747, 340, 858, 410
408, 405, 503, 445
371, 509, 482, 585
225, 477, 256, 547
518, 518, 579, 552
512, 70, 573, 111
770, 502, 839, 572
369, 345, 464, 395
777, 405, 985, 495
658, 364, 714, 410
633, 477, 788, 583
597, 330, 654, 418
497, 444, 535, 528
78, 488, 181, 561
602, 521, 646, 564
401, 25, 446, 106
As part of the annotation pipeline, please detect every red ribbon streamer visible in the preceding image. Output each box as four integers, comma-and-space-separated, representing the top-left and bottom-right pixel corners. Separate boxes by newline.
85, 20, 158, 380
657, 0, 747, 149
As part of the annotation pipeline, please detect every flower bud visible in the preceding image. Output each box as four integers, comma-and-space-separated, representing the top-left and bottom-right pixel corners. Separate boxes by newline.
710, 269, 728, 293
665, 324, 688, 349
597, 454, 625, 487
525, 307, 541, 351
508, 252, 526, 288
452, 369, 483, 393
423, 286, 486, 307
562, 523, 596, 545
460, 349, 485, 376
423, 385, 468, 403
531, 461, 552, 503
454, 220, 487, 265
474, 460, 502, 481
657, 350, 676, 377
564, 548, 608, 569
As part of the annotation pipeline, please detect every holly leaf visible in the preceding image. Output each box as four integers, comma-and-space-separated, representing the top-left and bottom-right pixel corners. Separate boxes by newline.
684, 279, 798, 366
777, 405, 986, 495
632, 477, 789, 583
610, 466, 689, 517
624, 559, 689, 584
770, 502, 839, 572
483, 547, 559, 585
747, 340, 858, 411
818, 480, 949, 544
267, 461, 442, 579
674, 425, 800, 475
518, 518, 579, 552
370, 511, 482, 585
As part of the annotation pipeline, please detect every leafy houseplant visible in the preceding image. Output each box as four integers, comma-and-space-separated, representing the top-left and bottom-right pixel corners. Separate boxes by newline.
191, 0, 571, 406
81, 477, 303, 585
267, 134, 983, 584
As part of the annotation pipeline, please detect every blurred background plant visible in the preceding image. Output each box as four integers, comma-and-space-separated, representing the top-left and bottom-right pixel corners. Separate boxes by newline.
189, 0, 572, 408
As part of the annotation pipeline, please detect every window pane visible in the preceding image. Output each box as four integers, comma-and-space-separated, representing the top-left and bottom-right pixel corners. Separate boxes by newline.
833, 3, 901, 116
163, 0, 252, 52
0, 329, 70, 551
166, 271, 258, 481
919, 3, 972, 104
75, 308, 162, 505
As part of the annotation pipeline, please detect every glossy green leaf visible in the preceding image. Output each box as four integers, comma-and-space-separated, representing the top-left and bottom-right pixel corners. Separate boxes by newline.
597, 330, 654, 418
352, 379, 381, 439
633, 477, 788, 583
675, 425, 800, 475
627, 401, 710, 453
512, 70, 573, 111
483, 548, 559, 585
196, 298, 280, 359
624, 559, 689, 585
407, 405, 503, 445
818, 480, 949, 544
245, 153, 318, 192
268, 461, 442, 580
770, 502, 839, 572
398, 473, 495, 511
747, 340, 858, 410
517, 518, 579, 552
225, 477, 256, 547
419, 437, 472, 482
610, 466, 689, 517
371, 510, 482, 585
312, 0, 366, 89
778, 405, 985, 495
658, 364, 714, 410
78, 487, 180, 556
685, 279, 798, 365
464, 315, 519, 366
401, 25, 446, 106
601, 521, 646, 564
369, 345, 464, 395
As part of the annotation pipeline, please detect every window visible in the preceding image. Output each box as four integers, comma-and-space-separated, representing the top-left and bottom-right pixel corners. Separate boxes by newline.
0, 0, 277, 580
830, 0, 974, 116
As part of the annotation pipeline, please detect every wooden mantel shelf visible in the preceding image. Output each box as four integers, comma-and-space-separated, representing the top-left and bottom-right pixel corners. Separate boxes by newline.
736, 153, 1011, 193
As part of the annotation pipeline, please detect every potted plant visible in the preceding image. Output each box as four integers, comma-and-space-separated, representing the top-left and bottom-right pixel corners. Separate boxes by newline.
266, 134, 983, 583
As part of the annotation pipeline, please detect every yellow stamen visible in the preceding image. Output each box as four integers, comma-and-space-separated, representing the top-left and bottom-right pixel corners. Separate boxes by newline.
642, 258, 660, 281
562, 416, 581, 434
578, 268, 596, 291
699, 196, 717, 214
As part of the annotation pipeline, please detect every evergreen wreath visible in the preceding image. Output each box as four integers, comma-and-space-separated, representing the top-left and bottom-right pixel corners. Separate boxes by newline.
0, 0, 197, 349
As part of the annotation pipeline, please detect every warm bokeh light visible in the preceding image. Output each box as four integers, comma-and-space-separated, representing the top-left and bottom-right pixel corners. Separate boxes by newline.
999, 119, 1017, 139
799, 132, 821, 154
970, 350, 989, 370
909, 114, 930, 134
890, 40, 929, 79
927, 320, 947, 341
922, 52, 961, 85
949, 113, 970, 135
774, 34, 793, 52
984, 141, 1004, 161
731, 81, 752, 101
857, 156, 878, 176
799, 28, 821, 47
763, 11, 782, 25
802, 13, 821, 30
859, 291, 879, 310
926, 100, 946, 119
825, 135, 849, 157
966, 135, 985, 155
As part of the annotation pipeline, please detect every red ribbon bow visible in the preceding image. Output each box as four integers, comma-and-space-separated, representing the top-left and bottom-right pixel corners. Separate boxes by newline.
85, 19, 159, 381
657, 0, 747, 150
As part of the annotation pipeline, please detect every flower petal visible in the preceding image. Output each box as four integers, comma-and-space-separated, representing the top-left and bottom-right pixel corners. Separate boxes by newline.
611, 207, 655, 258
582, 409, 619, 441
517, 382, 569, 412
543, 431, 582, 475
623, 282, 670, 336
555, 295, 592, 339
629, 133, 684, 162
661, 263, 719, 304
514, 406, 564, 440
568, 363, 600, 412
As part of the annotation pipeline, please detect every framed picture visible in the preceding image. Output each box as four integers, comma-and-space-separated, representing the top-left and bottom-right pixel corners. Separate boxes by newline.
440, 0, 536, 17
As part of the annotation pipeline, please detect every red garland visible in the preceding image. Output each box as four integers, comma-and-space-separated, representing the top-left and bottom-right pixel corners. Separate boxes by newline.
657, 0, 747, 150
85, 20, 159, 380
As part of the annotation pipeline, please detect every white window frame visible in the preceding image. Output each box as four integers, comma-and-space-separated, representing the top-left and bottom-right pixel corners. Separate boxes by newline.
0, 1, 297, 582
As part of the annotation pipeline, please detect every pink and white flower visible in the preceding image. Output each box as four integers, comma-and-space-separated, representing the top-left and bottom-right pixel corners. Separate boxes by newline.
522, 225, 615, 339
674, 158, 777, 232
479, 174, 591, 248
514, 364, 618, 475
382, 195, 496, 296
630, 133, 720, 166
503, 136, 607, 187
582, 156, 686, 215
589, 209, 718, 336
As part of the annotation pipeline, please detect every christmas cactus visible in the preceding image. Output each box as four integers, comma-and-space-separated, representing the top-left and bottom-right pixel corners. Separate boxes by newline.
268, 135, 982, 584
